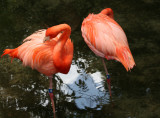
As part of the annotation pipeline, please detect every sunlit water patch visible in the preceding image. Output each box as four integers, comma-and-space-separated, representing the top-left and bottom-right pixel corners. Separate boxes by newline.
58, 61, 110, 110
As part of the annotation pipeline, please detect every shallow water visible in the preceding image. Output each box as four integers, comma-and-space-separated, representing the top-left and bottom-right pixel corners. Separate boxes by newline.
0, 0, 160, 118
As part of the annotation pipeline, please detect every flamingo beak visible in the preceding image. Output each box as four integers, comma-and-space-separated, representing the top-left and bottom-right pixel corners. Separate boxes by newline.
43, 36, 50, 42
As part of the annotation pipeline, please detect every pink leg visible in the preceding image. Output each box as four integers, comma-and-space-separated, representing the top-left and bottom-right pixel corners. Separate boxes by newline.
102, 58, 112, 98
48, 76, 56, 118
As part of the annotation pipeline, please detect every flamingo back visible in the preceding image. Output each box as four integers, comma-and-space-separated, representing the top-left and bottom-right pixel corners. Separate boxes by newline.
2, 30, 58, 76
81, 13, 135, 71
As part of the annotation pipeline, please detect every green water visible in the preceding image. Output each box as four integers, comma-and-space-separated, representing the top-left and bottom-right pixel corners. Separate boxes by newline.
0, 0, 160, 118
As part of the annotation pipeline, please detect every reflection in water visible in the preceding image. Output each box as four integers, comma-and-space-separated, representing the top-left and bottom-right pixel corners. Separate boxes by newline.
58, 58, 109, 109
0, 55, 110, 118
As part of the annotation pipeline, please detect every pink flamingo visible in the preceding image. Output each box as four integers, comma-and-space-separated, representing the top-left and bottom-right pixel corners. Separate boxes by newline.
81, 8, 135, 97
1, 24, 73, 118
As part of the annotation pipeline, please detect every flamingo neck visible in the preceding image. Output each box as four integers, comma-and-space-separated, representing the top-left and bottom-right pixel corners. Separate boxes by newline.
46, 24, 71, 50
100, 8, 114, 19
46, 24, 72, 74
46, 24, 71, 42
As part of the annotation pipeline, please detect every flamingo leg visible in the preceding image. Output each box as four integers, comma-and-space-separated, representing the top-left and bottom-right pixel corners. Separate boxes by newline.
48, 76, 56, 118
101, 58, 112, 98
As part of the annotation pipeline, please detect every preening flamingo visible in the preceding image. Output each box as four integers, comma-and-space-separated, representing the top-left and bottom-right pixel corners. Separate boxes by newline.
81, 8, 135, 97
1, 24, 73, 118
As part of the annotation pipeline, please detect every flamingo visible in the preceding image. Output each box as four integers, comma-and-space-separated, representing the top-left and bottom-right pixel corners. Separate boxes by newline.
1, 24, 73, 118
81, 8, 135, 97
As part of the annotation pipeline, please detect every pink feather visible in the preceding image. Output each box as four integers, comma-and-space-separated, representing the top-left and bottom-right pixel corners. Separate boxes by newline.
81, 10, 135, 71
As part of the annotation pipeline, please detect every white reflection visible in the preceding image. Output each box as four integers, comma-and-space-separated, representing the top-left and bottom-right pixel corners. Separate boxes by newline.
58, 62, 109, 110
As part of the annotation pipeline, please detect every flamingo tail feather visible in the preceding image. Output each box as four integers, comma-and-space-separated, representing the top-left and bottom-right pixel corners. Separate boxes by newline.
116, 47, 135, 71
1, 48, 19, 61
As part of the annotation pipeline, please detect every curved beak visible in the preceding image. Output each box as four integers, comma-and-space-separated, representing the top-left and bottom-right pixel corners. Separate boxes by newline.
43, 36, 50, 42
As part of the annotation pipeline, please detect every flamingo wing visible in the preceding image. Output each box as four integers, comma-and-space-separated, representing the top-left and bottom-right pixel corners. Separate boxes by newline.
2, 29, 58, 76
81, 13, 135, 71
81, 14, 122, 58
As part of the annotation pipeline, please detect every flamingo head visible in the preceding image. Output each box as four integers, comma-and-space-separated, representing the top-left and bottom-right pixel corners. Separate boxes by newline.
100, 8, 114, 19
